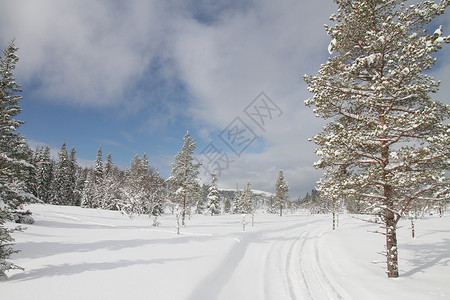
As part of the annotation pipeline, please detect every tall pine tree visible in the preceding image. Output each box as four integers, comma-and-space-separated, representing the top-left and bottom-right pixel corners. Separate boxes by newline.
51, 142, 75, 205
92, 146, 104, 208
167, 131, 201, 225
81, 170, 96, 208
0, 41, 33, 278
305, 0, 449, 278
101, 152, 120, 210
239, 182, 253, 214
35, 146, 53, 203
273, 170, 289, 216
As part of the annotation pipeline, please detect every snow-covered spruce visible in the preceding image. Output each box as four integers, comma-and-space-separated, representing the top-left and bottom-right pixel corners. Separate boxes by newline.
166, 131, 201, 225
205, 171, 221, 215
236, 182, 253, 214
0, 41, 34, 278
50, 142, 77, 206
270, 170, 289, 216
304, 0, 450, 278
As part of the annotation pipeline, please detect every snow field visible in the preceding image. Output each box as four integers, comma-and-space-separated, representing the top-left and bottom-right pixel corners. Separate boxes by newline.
2, 204, 450, 300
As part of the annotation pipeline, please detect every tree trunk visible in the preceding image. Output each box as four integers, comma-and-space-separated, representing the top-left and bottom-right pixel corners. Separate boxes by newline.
332, 198, 336, 230
337, 212, 339, 228
385, 218, 399, 278
182, 192, 186, 226
176, 212, 180, 235
385, 185, 399, 278
332, 211, 336, 230
411, 218, 415, 239
381, 126, 398, 278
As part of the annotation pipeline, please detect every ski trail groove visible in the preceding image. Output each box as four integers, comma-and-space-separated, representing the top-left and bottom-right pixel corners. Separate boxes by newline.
298, 224, 348, 300
285, 232, 301, 300
297, 227, 315, 300
189, 217, 350, 300
187, 232, 252, 300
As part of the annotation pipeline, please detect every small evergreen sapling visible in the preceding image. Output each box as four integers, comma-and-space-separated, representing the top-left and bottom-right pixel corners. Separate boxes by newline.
205, 171, 221, 215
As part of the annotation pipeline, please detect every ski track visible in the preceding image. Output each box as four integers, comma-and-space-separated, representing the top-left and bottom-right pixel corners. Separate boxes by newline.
187, 232, 252, 300
297, 224, 351, 300
188, 218, 350, 300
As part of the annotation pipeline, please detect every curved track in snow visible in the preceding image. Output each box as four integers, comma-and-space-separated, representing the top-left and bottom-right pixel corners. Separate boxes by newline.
296, 223, 352, 300
188, 216, 351, 300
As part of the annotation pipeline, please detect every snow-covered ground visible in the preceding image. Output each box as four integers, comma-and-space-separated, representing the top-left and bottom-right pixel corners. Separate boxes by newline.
3, 204, 449, 299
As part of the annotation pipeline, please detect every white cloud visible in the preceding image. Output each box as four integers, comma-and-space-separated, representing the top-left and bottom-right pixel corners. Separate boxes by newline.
171, 1, 334, 128
0, 0, 168, 108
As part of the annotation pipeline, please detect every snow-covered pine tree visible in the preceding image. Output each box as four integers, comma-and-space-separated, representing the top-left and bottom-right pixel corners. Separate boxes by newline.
34, 145, 54, 203
273, 170, 289, 216
101, 153, 121, 210
30, 147, 42, 198
206, 171, 221, 215
231, 183, 241, 214
239, 182, 253, 214
50, 142, 75, 205
188, 182, 202, 215
104, 152, 114, 176
0, 40, 34, 278
190, 181, 203, 216
224, 198, 231, 213
266, 195, 276, 214
73, 166, 88, 207
22, 145, 36, 198
149, 168, 165, 216
93, 146, 103, 183
81, 170, 96, 208
67, 148, 77, 205
166, 131, 201, 225
117, 154, 144, 215
304, 0, 450, 278
139, 153, 159, 215
118, 153, 163, 216
92, 146, 104, 208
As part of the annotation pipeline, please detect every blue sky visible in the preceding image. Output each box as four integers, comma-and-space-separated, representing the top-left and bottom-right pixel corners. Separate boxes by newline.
1, 0, 449, 198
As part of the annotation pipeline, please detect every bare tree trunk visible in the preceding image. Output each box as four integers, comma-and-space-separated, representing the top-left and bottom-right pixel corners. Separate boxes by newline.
411, 218, 415, 239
